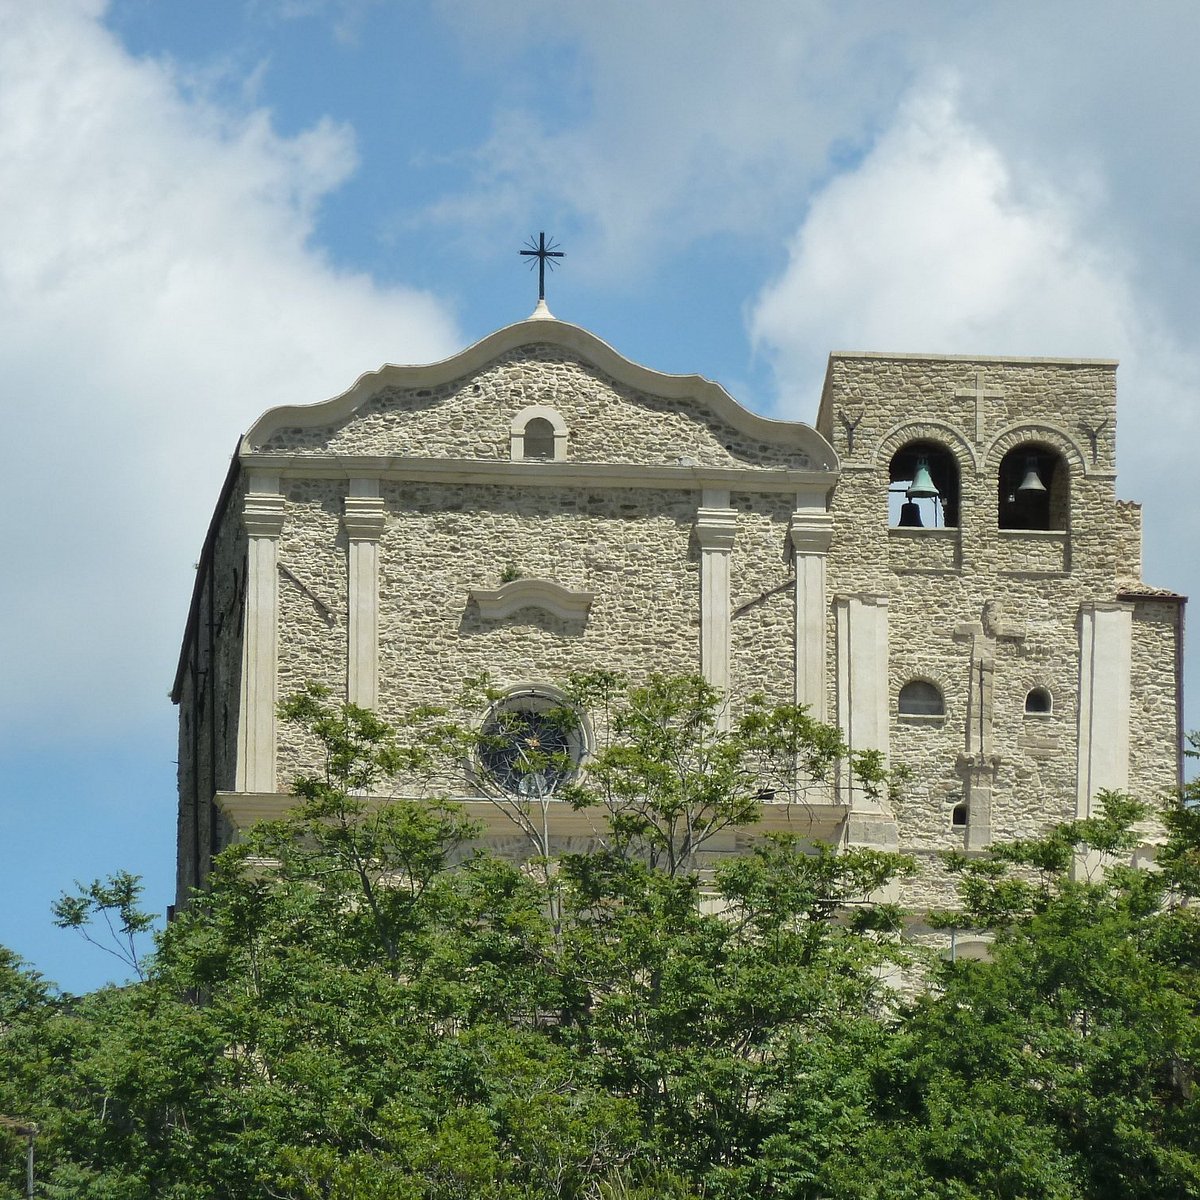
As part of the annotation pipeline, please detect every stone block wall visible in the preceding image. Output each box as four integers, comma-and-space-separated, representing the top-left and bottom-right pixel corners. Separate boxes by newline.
818, 353, 1181, 897
174, 469, 247, 905
176, 327, 1182, 920
257, 346, 818, 471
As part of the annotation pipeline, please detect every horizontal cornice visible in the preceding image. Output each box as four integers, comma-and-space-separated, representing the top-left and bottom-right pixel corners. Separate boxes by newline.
241, 452, 838, 496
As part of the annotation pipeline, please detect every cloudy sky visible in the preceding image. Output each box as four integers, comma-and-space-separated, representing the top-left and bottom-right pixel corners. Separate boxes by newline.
3, 0, 1197, 990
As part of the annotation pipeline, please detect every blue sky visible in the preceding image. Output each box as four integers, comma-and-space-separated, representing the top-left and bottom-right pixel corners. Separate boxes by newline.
3, 0, 1199, 992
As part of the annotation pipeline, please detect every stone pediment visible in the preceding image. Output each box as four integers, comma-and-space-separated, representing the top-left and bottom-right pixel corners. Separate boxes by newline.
240, 317, 837, 475
469, 579, 593, 622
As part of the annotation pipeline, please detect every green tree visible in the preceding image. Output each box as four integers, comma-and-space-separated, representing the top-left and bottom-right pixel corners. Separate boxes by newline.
820, 786, 1200, 1200
9, 684, 1193, 1199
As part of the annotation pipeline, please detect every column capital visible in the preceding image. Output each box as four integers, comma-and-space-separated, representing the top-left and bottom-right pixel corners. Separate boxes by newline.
789, 511, 833, 555
343, 495, 387, 541
242, 493, 285, 538
695, 507, 737, 551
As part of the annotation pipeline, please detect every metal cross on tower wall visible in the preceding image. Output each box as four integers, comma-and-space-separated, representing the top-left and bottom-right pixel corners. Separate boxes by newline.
520, 232, 564, 301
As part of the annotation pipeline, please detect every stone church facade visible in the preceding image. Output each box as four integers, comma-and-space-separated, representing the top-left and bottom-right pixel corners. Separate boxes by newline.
172, 312, 1184, 916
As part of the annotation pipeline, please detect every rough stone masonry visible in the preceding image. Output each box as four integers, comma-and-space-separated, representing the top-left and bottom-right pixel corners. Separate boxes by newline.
173, 315, 1184, 943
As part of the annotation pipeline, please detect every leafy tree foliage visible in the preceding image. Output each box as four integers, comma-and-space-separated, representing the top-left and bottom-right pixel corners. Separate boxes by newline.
1, 692, 1196, 1199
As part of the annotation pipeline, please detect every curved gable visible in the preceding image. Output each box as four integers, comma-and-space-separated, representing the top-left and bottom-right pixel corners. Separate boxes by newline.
242, 318, 837, 472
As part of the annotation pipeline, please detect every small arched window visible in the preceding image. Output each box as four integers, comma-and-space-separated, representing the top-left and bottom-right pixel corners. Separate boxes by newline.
1025, 687, 1052, 715
522, 417, 556, 460
510, 405, 568, 462
898, 679, 945, 717
951, 802, 969, 827
888, 440, 960, 528
998, 443, 1068, 530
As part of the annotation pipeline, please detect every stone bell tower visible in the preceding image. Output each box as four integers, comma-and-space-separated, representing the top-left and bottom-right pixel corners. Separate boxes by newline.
817, 353, 1183, 899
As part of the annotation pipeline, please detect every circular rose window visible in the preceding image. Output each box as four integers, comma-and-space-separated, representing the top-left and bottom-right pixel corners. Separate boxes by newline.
478, 689, 585, 797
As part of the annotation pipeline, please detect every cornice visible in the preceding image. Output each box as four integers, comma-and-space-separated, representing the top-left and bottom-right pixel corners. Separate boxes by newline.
240, 317, 839, 470
240, 452, 837, 497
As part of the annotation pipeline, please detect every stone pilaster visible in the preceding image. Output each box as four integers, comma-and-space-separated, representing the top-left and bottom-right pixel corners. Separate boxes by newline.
789, 509, 833, 720
695, 489, 737, 721
237, 476, 285, 793
343, 479, 386, 710
834, 593, 890, 809
1076, 602, 1133, 818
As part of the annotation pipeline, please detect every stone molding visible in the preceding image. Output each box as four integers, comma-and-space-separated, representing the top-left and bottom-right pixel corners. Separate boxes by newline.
469, 579, 594, 622
984, 421, 1091, 475
241, 492, 286, 538
874, 419, 979, 472
242, 452, 837, 495
242, 317, 839, 469
509, 404, 569, 462
216, 791, 861, 856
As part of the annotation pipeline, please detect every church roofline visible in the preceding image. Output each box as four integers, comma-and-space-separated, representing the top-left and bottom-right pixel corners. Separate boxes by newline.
816, 350, 1119, 436
240, 316, 838, 469
825, 350, 1119, 366
171, 441, 242, 705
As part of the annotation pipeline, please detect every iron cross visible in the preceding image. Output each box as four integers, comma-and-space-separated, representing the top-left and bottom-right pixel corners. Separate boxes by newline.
520, 232, 564, 301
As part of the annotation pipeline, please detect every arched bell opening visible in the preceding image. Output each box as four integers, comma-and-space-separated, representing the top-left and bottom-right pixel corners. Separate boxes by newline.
888, 440, 960, 528
998, 443, 1068, 530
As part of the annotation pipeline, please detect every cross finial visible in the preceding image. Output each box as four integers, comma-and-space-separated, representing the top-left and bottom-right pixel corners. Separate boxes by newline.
520, 232, 564, 302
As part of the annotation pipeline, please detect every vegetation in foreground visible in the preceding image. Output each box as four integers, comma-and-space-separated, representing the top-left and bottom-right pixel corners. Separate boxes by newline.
1, 676, 1197, 1198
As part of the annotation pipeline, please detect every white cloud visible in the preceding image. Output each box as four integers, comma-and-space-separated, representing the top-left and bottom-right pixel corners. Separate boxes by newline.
0, 0, 461, 743
749, 79, 1138, 402
748, 73, 1199, 699
428, 0, 921, 277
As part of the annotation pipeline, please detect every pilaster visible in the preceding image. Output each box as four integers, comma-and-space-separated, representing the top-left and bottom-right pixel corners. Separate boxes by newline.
789, 509, 833, 720
343, 479, 386, 710
695, 489, 737, 722
237, 476, 285, 793
833, 593, 890, 809
1076, 602, 1133, 819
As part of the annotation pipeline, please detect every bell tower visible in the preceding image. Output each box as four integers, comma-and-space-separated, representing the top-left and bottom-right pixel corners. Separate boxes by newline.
816, 352, 1181, 890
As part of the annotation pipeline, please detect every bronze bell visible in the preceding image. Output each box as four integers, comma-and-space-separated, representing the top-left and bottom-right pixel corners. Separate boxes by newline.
907, 458, 939, 499
1017, 456, 1047, 493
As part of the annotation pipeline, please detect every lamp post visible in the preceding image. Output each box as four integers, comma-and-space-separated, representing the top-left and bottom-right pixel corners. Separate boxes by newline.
0, 1117, 37, 1198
